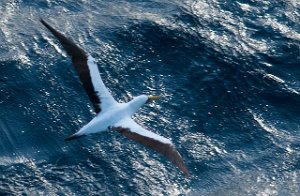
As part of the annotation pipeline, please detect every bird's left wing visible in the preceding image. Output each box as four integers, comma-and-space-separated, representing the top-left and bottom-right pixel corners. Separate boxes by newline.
40, 19, 117, 114
112, 117, 189, 175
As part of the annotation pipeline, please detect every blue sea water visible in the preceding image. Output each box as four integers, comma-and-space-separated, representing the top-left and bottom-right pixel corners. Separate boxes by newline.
0, 0, 300, 195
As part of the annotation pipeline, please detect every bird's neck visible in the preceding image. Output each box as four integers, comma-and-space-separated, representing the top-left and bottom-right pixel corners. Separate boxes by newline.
126, 95, 147, 116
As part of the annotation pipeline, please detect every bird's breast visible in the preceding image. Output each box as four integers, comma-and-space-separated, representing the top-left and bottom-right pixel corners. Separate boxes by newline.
79, 105, 129, 135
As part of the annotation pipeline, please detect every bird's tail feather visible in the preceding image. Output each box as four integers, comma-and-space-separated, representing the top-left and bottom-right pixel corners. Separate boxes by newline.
65, 134, 86, 141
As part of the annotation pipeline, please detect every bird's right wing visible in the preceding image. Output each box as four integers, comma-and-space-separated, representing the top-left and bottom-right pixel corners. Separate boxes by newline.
112, 117, 189, 175
40, 19, 118, 114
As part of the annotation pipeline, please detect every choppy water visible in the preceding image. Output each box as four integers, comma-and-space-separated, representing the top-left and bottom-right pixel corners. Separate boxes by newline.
0, 0, 300, 195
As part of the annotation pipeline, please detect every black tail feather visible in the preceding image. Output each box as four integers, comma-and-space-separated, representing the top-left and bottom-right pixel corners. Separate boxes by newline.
64, 134, 86, 141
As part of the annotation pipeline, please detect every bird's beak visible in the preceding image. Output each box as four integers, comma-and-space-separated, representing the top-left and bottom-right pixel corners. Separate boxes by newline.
147, 96, 160, 102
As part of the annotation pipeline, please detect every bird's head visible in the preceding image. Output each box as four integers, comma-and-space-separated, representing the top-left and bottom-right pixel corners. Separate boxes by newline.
146, 95, 160, 103
128, 95, 160, 113
126, 95, 160, 116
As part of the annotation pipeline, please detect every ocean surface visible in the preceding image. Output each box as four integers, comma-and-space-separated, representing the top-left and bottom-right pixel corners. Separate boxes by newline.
0, 0, 300, 195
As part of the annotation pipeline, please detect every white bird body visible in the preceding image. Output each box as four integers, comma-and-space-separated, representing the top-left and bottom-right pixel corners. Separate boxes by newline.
41, 19, 189, 175
76, 95, 148, 136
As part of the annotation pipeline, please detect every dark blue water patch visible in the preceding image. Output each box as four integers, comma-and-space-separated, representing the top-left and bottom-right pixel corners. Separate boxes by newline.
262, 90, 300, 116
21, 0, 50, 9
90, 19, 211, 103
1, 57, 90, 157
21, 0, 85, 12
261, 42, 300, 71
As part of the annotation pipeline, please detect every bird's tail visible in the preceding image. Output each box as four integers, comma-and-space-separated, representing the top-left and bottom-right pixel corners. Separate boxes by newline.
65, 134, 86, 141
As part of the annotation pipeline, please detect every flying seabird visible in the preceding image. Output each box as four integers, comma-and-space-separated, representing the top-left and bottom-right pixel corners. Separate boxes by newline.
40, 19, 189, 175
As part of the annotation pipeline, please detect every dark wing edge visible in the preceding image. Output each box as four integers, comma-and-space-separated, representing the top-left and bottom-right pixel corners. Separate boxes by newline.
113, 126, 190, 176
40, 19, 101, 113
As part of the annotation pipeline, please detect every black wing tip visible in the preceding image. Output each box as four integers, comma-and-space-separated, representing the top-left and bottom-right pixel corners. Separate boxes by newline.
181, 166, 190, 176
169, 150, 190, 176
40, 18, 45, 24
40, 18, 88, 58
64, 134, 86, 141
40, 18, 52, 31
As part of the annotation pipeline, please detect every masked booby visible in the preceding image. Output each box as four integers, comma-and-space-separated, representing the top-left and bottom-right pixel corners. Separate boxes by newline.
40, 19, 189, 175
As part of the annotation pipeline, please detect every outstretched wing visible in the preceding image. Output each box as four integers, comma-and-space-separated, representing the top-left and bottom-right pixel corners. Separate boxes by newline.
112, 117, 189, 175
40, 19, 117, 114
